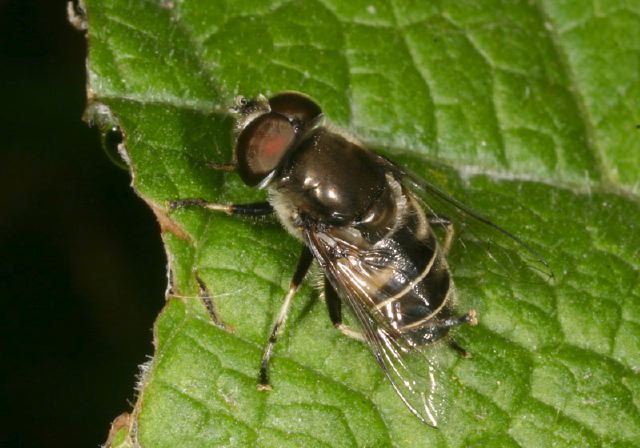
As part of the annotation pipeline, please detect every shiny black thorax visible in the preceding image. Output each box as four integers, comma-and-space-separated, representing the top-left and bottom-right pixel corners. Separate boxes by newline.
274, 128, 396, 232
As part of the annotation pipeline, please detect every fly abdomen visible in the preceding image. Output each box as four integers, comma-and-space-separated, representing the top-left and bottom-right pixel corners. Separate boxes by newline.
367, 196, 454, 345
373, 246, 452, 342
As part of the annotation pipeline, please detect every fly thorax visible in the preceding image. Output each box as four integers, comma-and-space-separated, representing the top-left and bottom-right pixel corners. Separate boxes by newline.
281, 127, 390, 225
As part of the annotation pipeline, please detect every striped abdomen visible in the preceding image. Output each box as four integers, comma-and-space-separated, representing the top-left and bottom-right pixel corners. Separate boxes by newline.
355, 193, 454, 346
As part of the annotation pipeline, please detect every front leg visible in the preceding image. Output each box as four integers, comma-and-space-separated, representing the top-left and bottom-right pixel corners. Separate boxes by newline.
169, 199, 274, 217
206, 161, 236, 172
168, 158, 274, 216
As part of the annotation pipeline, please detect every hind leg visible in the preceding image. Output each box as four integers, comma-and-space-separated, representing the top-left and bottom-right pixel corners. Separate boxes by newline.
428, 215, 454, 255
324, 278, 365, 342
443, 310, 478, 357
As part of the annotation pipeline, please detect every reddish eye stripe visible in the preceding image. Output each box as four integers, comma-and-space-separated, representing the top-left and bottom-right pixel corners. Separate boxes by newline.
254, 119, 294, 162
237, 113, 295, 186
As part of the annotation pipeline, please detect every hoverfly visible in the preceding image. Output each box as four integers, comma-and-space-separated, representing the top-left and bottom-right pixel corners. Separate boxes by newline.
169, 92, 551, 426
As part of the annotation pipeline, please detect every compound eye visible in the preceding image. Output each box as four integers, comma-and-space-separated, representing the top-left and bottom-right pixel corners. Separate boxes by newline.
269, 92, 322, 128
236, 112, 295, 186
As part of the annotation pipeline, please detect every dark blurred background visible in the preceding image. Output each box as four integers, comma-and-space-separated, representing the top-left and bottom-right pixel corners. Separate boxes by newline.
0, 1, 166, 446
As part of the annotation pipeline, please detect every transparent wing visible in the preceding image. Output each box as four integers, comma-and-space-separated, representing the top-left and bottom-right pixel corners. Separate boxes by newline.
376, 156, 554, 285
305, 228, 448, 427
349, 298, 446, 427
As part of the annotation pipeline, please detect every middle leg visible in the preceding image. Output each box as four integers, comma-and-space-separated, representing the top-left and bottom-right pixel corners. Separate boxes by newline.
258, 246, 313, 390
324, 278, 365, 342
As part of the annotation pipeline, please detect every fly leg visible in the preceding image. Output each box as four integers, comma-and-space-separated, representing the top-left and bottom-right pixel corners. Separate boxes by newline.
428, 215, 454, 255
194, 274, 226, 328
427, 215, 476, 355
206, 161, 236, 171
324, 278, 365, 342
258, 247, 313, 390
167, 158, 274, 216
168, 162, 271, 215
168, 198, 273, 328
448, 339, 472, 358
168, 199, 274, 217
443, 309, 478, 328
443, 310, 478, 358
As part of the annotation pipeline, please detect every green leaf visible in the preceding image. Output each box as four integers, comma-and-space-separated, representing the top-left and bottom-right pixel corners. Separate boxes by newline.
82, 0, 640, 446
